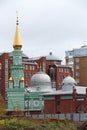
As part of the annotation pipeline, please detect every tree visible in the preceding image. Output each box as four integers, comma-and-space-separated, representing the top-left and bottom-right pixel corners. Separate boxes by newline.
12, 104, 24, 117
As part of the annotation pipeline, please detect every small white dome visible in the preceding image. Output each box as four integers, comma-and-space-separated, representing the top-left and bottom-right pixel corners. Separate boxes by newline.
46, 52, 60, 61
30, 71, 53, 92
61, 76, 77, 91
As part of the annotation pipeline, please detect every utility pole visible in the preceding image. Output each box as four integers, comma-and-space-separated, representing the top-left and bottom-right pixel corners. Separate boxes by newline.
26, 89, 30, 116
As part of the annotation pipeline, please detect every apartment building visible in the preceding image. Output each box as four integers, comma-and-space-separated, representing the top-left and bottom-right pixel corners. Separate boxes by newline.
65, 45, 87, 86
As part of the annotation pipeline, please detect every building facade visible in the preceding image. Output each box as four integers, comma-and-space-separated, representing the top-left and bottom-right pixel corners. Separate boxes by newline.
65, 45, 87, 86
43, 76, 87, 114
29, 53, 72, 90
0, 53, 10, 101
74, 56, 87, 86
0, 52, 72, 101
6, 17, 87, 115
26, 73, 87, 114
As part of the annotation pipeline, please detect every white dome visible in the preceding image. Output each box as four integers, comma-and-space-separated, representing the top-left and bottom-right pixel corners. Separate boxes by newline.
30, 71, 51, 86
46, 52, 60, 61
61, 76, 77, 91
30, 71, 53, 92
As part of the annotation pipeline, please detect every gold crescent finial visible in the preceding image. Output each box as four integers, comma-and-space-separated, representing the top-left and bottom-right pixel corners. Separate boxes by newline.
16, 11, 19, 25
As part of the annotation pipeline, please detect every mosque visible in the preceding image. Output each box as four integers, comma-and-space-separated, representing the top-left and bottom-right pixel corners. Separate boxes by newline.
7, 16, 87, 115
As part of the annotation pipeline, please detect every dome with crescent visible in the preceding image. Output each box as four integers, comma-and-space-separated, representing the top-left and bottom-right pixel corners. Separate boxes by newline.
61, 76, 77, 91
30, 70, 53, 92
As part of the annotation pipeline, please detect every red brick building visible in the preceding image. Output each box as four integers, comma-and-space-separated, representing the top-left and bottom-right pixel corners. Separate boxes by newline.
43, 76, 87, 114
29, 52, 72, 90
0, 53, 10, 101
27, 70, 87, 114
0, 51, 72, 101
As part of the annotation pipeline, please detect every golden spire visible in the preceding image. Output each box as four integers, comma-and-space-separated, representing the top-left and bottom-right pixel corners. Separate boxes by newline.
13, 11, 22, 49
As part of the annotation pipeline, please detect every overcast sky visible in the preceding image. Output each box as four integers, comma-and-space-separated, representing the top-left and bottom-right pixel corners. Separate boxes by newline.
0, 0, 87, 62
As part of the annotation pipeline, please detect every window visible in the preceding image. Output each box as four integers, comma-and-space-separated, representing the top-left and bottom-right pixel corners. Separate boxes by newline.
69, 58, 73, 62
67, 69, 69, 73
15, 57, 18, 65
76, 65, 79, 69
32, 66, 34, 70
25, 73, 28, 78
25, 81, 28, 86
14, 78, 19, 86
61, 68, 63, 72
59, 68, 63, 72
30, 65, 34, 70
75, 58, 79, 62
57, 101, 60, 105
64, 69, 66, 73
76, 78, 79, 83
51, 82, 56, 88
42, 62, 46, 72
76, 72, 79, 76
59, 68, 61, 72
25, 65, 28, 70
49, 67, 56, 81
30, 66, 32, 70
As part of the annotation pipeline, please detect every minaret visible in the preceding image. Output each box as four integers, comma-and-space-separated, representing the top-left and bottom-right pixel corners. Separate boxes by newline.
7, 15, 25, 112
10, 15, 24, 85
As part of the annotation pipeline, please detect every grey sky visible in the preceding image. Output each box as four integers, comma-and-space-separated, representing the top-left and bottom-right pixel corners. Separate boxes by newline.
0, 0, 87, 62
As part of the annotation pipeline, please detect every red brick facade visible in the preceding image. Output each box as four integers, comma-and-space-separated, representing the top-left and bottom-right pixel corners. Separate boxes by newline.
43, 88, 87, 114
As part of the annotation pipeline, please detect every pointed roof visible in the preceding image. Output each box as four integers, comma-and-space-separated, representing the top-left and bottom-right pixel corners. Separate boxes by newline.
9, 76, 13, 82
13, 15, 22, 49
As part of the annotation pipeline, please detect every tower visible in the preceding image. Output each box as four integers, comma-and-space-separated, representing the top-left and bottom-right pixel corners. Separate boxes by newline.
7, 16, 25, 112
